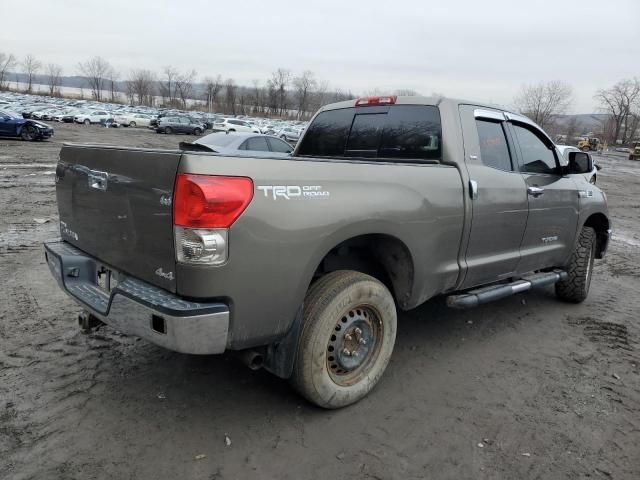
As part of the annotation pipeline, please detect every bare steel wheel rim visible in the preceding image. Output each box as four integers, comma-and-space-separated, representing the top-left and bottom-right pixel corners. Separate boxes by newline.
326, 305, 384, 386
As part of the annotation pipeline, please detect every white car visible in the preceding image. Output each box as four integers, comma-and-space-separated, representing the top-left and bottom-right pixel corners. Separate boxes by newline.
556, 145, 600, 184
115, 113, 153, 128
74, 110, 112, 125
212, 118, 260, 133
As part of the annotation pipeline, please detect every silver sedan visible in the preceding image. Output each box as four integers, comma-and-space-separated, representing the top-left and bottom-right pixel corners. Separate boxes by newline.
180, 132, 294, 158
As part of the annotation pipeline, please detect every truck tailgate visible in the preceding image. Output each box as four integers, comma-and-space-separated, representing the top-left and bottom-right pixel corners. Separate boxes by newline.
55, 144, 181, 292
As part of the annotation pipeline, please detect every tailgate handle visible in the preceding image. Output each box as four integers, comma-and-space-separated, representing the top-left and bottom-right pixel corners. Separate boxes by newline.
88, 170, 108, 191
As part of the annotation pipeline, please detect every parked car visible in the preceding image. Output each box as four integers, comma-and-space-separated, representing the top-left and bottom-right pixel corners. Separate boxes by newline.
183, 132, 293, 157
275, 126, 302, 143
556, 145, 600, 184
212, 118, 261, 133
155, 116, 204, 135
115, 113, 153, 128
45, 96, 610, 408
0, 109, 54, 141
74, 110, 112, 125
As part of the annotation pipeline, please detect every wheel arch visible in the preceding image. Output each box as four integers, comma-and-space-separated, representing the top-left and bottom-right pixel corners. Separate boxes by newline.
583, 212, 610, 259
305, 233, 415, 310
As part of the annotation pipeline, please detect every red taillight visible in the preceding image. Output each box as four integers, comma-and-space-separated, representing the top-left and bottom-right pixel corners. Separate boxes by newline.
173, 174, 253, 228
355, 96, 397, 107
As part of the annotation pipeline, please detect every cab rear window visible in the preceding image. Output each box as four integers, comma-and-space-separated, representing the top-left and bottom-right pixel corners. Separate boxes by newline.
298, 105, 441, 162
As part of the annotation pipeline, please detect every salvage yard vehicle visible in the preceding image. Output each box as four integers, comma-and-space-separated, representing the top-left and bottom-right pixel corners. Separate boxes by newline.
115, 113, 153, 128
0, 108, 53, 140
212, 118, 261, 133
74, 110, 112, 125
183, 131, 293, 157
155, 116, 204, 135
44, 96, 611, 408
629, 141, 640, 161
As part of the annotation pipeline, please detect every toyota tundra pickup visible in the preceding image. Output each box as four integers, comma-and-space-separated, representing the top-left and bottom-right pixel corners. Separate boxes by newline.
44, 96, 611, 408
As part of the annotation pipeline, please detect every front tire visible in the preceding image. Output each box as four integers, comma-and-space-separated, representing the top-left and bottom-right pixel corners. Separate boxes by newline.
129, 121, 136, 127
20, 125, 37, 141
164, 127, 172, 134
193, 127, 202, 135
556, 226, 596, 303
83, 119, 91, 125
290, 271, 397, 409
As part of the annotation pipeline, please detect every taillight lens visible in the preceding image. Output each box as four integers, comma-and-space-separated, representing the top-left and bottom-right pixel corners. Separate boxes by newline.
173, 174, 253, 228
173, 174, 252, 265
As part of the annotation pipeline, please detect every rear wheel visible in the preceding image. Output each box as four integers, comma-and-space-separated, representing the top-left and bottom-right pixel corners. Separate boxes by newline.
556, 226, 596, 303
83, 119, 91, 125
164, 127, 172, 134
20, 125, 37, 141
129, 121, 136, 127
290, 271, 397, 408
193, 127, 202, 135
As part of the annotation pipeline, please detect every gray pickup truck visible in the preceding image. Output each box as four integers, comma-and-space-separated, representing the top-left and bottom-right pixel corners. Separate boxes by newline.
45, 96, 611, 408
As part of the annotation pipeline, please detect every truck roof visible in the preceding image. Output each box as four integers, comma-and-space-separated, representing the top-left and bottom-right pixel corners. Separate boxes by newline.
319, 95, 507, 114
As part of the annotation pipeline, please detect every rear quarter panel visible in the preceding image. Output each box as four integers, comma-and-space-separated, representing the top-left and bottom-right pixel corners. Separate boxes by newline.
178, 154, 465, 349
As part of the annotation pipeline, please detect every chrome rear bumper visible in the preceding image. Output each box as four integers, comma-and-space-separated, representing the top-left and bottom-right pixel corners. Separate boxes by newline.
44, 240, 229, 354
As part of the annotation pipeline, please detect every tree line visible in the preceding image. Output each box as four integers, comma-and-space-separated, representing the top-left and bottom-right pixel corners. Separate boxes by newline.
513, 78, 640, 144
1, 51, 639, 141
0, 53, 356, 120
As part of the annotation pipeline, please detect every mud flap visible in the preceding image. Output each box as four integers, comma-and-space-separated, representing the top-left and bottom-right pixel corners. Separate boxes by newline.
263, 306, 303, 379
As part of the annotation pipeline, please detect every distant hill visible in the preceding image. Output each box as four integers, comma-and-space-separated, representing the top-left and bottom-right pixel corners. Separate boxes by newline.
552, 114, 608, 134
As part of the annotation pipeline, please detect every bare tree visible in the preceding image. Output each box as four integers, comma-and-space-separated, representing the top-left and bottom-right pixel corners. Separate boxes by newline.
224, 78, 237, 114
266, 78, 278, 115
107, 68, 120, 103
0, 53, 17, 90
514, 80, 573, 130
128, 69, 156, 106
594, 78, 640, 144
309, 80, 329, 113
175, 69, 197, 109
270, 68, 291, 116
203, 75, 223, 112
44, 63, 63, 96
161, 66, 178, 105
393, 88, 421, 96
293, 70, 317, 120
22, 54, 42, 93
78, 56, 111, 101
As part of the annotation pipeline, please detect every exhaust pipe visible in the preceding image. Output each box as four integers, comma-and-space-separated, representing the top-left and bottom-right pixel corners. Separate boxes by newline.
234, 350, 264, 371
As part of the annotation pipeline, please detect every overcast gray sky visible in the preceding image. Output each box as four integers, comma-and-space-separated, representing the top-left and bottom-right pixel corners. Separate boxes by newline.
1, 0, 638, 113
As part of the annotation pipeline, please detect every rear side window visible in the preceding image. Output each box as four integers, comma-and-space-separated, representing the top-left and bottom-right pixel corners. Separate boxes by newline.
268, 137, 293, 153
243, 136, 269, 152
476, 120, 513, 171
298, 105, 441, 161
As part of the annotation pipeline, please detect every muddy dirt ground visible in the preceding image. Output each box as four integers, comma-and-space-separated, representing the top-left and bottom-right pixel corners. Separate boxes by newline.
1, 124, 639, 479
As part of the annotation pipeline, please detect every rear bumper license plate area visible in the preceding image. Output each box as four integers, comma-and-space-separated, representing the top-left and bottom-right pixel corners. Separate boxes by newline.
44, 240, 230, 354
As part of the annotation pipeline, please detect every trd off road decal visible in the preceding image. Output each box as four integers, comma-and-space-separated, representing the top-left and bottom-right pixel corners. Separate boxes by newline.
257, 185, 330, 200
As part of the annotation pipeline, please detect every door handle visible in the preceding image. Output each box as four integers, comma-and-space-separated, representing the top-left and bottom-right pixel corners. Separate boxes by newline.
469, 179, 478, 200
527, 186, 545, 197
